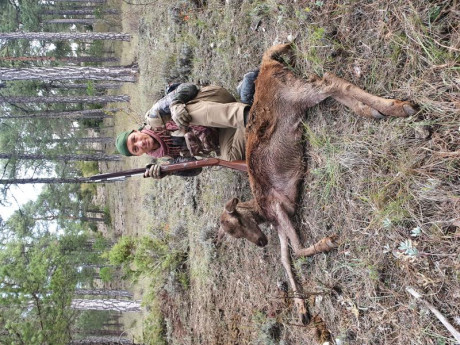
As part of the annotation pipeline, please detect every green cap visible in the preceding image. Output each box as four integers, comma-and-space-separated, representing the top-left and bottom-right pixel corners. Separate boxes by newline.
116, 130, 134, 156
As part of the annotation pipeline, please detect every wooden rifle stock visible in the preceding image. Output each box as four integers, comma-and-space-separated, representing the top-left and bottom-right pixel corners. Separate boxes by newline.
89, 158, 247, 182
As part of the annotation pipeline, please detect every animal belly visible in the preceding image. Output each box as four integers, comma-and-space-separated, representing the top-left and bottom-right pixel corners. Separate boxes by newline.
263, 120, 304, 178
247, 104, 306, 220
248, 129, 305, 219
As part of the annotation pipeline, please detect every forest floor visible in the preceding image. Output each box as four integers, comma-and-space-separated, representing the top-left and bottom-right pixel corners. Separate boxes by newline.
101, 0, 459, 344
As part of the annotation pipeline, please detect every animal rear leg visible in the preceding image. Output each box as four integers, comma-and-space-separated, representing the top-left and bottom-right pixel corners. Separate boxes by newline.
275, 203, 338, 258
324, 72, 417, 118
331, 93, 388, 119
275, 203, 306, 251
295, 235, 338, 257
278, 230, 310, 324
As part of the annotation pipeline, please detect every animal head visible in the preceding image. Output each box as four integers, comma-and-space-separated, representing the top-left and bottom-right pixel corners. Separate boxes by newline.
217, 198, 268, 247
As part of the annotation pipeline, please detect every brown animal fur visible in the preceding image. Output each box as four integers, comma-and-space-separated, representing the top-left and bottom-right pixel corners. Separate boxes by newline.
218, 43, 416, 324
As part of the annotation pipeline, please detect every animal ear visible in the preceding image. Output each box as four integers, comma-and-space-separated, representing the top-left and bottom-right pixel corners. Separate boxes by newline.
224, 197, 239, 214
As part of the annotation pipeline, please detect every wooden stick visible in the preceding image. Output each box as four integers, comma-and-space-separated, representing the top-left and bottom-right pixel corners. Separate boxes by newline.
406, 287, 460, 343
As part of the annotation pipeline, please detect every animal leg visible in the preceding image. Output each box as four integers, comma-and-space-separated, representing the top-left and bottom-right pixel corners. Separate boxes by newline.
275, 203, 338, 257
278, 230, 310, 324
295, 235, 338, 257
323, 72, 416, 118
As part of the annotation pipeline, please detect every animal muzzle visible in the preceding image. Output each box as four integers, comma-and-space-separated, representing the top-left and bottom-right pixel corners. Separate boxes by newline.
256, 235, 268, 247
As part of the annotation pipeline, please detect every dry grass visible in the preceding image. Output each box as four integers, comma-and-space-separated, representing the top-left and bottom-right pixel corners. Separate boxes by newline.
102, 0, 460, 344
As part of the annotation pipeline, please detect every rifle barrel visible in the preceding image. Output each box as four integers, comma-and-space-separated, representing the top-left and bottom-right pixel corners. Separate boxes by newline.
89, 158, 247, 182
89, 168, 145, 182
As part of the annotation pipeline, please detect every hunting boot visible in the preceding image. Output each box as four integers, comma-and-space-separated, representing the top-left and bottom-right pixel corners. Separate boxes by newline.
237, 69, 259, 105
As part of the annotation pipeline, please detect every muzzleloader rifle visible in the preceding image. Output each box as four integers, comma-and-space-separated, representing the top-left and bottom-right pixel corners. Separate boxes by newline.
89, 158, 247, 182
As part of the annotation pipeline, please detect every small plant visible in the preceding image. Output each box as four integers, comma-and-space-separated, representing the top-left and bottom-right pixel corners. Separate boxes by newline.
370, 190, 412, 229
249, 1, 273, 18
103, 236, 188, 287
428, 6, 441, 23
382, 217, 392, 228
293, 255, 312, 274
177, 271, 190, 290
252, 311, 284, 345
294, 7, 311, 21
94, 7, 103, 19
76, 161, 99, 177
398, 239, 419, 258
99, 266, 114, 282
382, 244, 391, 254
410, 226, 422, 237
105, 236, 135, 265
103, 205, 111, 226
86, 81, 95, 96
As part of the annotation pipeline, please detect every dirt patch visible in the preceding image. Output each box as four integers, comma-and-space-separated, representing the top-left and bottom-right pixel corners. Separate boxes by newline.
101, 0, 460, 344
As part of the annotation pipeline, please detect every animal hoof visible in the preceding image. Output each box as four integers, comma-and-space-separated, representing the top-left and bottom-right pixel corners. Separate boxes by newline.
371, 109, 385, 119
403, 103, 417, 116
277, 280, 289, 292
294, 298, 311, 324
326, 234, 339, 248
300, 311, 311, 325
257, 236, 268, 247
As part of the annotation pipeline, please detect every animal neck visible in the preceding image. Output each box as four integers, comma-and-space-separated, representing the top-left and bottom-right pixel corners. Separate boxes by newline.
238, 199, 266, 224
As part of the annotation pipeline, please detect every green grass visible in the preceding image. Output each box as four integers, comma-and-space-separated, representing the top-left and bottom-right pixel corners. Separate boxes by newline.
304, 124, 343, 202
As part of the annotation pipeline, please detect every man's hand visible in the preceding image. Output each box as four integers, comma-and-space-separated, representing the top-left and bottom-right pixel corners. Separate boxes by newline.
171, 103, 192, 128
144, 163, 163, 179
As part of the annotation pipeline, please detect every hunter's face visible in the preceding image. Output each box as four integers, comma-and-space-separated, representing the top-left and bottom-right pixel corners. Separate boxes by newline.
127, 131, 159, 156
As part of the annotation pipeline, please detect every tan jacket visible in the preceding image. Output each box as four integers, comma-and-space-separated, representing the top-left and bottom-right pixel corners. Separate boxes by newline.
144, 85, 247, 160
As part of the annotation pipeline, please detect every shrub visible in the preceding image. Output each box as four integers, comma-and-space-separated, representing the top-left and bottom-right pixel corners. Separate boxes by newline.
99, 266, 115, 282
106, 236, 135, 265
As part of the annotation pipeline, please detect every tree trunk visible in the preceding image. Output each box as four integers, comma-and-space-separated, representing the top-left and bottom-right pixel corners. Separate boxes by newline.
0, 152, 122, 162
43, 18, 97, 25
0, 56, 118, 63
53, 0, 106, 2
80, 264, 114, 269
81, 216, 106, 222
0, 177, 90, 185
0, 109, 117, 120
102, 323, 123, 329
83, 239, 115, 248
0, 66, 137, 82
85, 208, 106, 214
0, 95, 129, 104
50, 82, 122, 90
52, 5, 100, 10
47, 137, 115, 144
42, 9, 118, 15
0, 32, 130, 41
74, 329, 124, 337
69, 337, 141, 345
71, 299, 141, 312
74, 289, 133, 298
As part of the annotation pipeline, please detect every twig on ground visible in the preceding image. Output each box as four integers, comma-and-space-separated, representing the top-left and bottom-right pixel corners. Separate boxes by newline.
406, 286, 460, 343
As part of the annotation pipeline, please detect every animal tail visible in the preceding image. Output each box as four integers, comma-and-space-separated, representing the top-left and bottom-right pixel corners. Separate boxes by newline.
261, 43, 293, 67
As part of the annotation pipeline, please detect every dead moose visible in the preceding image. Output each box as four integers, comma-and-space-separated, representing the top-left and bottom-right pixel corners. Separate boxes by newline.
218, 43, 416, 324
